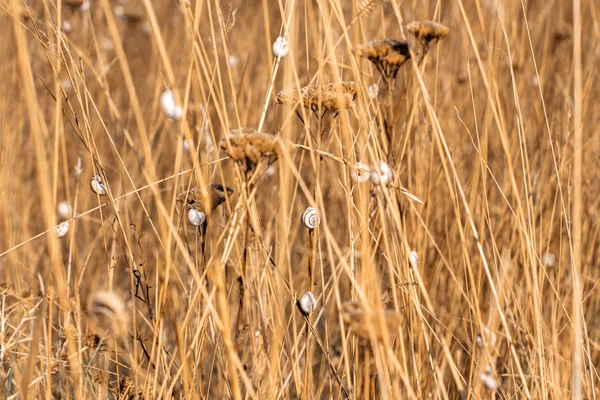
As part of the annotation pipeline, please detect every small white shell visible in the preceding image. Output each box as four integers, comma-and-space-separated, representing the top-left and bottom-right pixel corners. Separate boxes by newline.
350, 162, 370, 184
90, 175, 107, 196
480, 367, 498, 391
272, 36, 289, 58
409, 251, 418, 268
476, 327, 497, 349
160, 90, 183, 120
542, 252, 556, 268
63, 20, 72, 33
370, 161, 393, 186
368, 83, 379, 99
299, 292, 317, 314
182, 139, 190, 152
57, 201, 71, 219
301, 207, 320, 230
55, 221, 69, 238
187, 208, 206, 226
229, 54, 239, 68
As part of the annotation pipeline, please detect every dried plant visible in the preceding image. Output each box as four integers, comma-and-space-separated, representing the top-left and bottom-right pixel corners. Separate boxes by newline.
220, 127, 280, 171
176, 184, 233, 213
406, 20, 450, 51
355, 39, 411, 82
88, 291, 129, 338
276, 81, 357, 116
340, 301, 403, 341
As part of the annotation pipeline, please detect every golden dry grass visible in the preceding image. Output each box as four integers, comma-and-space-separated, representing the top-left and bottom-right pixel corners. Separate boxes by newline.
0, 0, 599, 398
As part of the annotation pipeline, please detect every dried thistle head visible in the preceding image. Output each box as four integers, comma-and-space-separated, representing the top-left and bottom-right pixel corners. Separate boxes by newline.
276, 81, 357, 116
220, 128, 280, 171
406, 20, 449, 49
340, 301, 403, 341
88, 291, 129, 338
355, 39, 411, 81
176, 184, 233, 213
109, 377, 143, 400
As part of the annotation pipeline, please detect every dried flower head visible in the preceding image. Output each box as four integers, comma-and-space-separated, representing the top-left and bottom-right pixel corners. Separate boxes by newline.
176, 184, 233, 213
406, 20, 449, 49
276, 81, 357, 116
88, 291, 129, 338
220, 128, 280, 171
355, 39, 410, 81
341, 301, 402, 340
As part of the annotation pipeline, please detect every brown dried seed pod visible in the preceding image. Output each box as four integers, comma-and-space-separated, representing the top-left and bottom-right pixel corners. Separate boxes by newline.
276, 81, 357, 114
406, 20, 449, 48
176, 184, 233, 213
355, 39, 411, 81
341, 301, 403, 341
220, 128, 280, 171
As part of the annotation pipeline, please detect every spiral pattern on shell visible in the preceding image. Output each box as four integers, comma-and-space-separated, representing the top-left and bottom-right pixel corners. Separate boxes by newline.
55, 221, 69, 238
351, 162, 370, 184
90, 175, 107, 196
272, 36, 289, 58
370, 161, 393, 186
301, 207, 320, 230
299, 291, 317, 314
187, 208, 206, 226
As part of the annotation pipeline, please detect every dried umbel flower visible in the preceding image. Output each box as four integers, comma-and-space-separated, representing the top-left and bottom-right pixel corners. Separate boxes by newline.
55, 221, 69, 239
476, 327, 497, 349
299, 292, 317, 314
272, 36, 289, 57
220, 128, 280, 171
350, 162, 370, 184
355, 39, 410, 81
187, 208, 206, 226
341, 301, 403, 341
370, 161, 393, 185
177, 184, 233, 214
406, 20, 449, 50
301, 207, 320, 230
160, 90, 183, 120
88, 291, 129, 337
276, 82, 357, 116
90, 174, 107, 196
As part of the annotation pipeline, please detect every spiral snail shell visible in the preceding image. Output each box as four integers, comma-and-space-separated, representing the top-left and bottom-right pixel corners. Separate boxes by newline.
272, 36, 289, 58
350, 162, 370, 184
187, 208, 206, 226
409, 251, 418, 269
55, 221, 69, 238
370, 161, 393, 186
90, 175, 107, 196
160, 90, 183, 120
299, 291, 317, 314
301, 207, 320, 230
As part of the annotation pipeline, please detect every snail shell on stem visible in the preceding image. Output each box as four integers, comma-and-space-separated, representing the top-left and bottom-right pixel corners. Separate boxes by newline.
160, 90, 183, 120
370, 161, 393, 186
301, 207, 320, 230
299, 291, 317, 314
90, 175, 107, 196
187, 208, 206, 226
351, 162, 370, 184
55, 221, 69, 238
272, 36, 289, 58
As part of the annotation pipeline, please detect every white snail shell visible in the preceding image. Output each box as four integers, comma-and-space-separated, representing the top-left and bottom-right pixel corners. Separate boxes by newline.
160, 90, 183, 120
55, 221, 69, 238
350, 162, 370, 184
90, 175, 107, 196
272, 36, 289, 58
409, 251, 418, 269
370, 161, 393, 186
182, 139, 190, 153
299, 291, 317, 314
476, 327, 497, 349
480, 367, 498, 391
368, 83, 379, 99
57, 201, 71, 219
301, 207, 320, 230
187, 208, 206, 226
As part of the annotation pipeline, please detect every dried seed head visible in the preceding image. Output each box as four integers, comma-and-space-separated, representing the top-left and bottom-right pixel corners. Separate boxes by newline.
276, 81, 357, 115
88, 291, 129, 338
90, 175, 107, 196
341, 301, 403, 341
406, 20, 449, 48
220, 128, 280, 171
301, 207, 320, 230
272, 36, 289, 57
355, 39, 411, 81
176, 184, 234, 213
370, 161, 393, 185
299, 292, 317, 314
187, 208, 206, 226
351, 162, 370, 184
55, 221, 70, 239
160, 90, 183, 120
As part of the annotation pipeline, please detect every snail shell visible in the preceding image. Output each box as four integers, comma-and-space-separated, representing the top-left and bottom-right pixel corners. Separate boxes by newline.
57, 201, 71, 219
187, 208, 206, 226
160, 90, 183, 120
90, 175, 107, 196
299, 291, 317, 314
409, 251, 418, 268
476, 327, 497, 349
351, 162, 370, 184
55, 221, 69, 238
301, 207, 320, 230
272, 36, 289, 58
370, 161, 393, 186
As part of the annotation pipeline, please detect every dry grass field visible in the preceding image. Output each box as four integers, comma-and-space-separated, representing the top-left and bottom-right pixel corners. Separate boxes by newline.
0, 0, 599, 398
